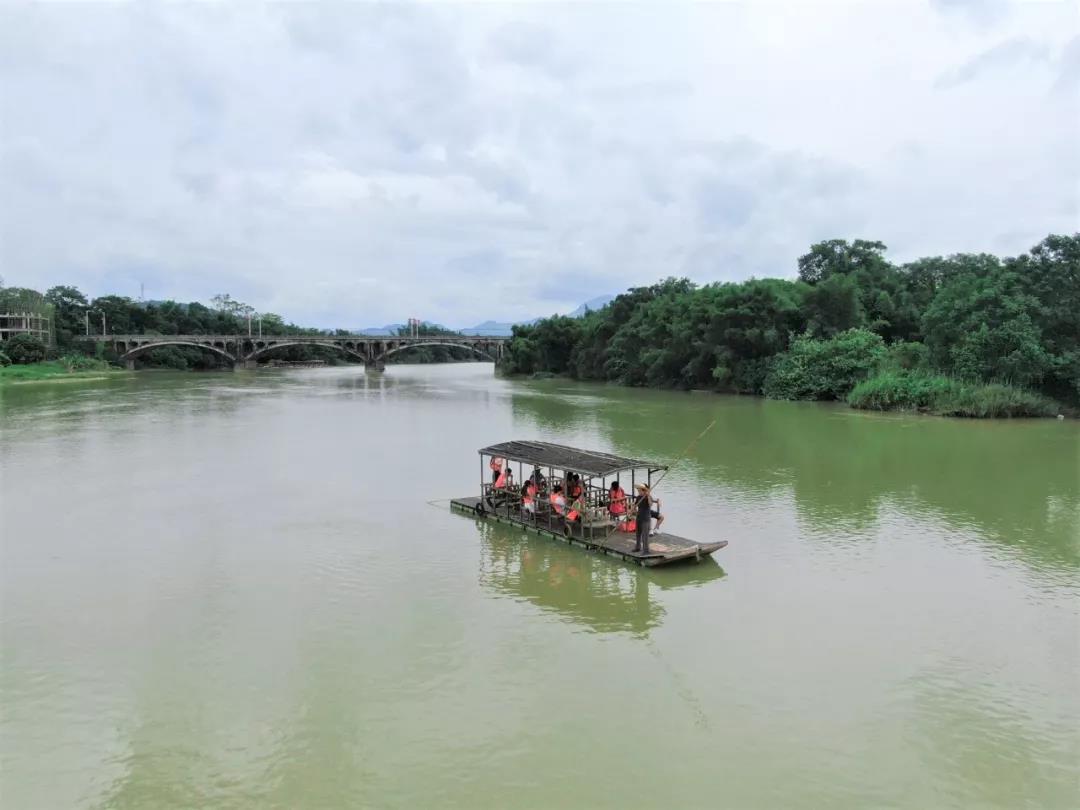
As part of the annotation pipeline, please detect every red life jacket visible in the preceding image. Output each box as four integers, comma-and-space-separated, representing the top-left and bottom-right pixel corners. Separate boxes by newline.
551, 493, 566, 515
617, 519, 637, 533
495, 470, 508, 489
523, 482, 536, 505
567, 498, 583, 521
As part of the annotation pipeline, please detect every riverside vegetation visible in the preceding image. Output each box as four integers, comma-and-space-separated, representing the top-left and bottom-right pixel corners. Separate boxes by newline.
501, 234, 1078, 418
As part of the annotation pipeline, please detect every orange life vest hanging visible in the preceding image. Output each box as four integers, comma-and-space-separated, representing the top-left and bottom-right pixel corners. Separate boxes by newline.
494, 470, 508, 489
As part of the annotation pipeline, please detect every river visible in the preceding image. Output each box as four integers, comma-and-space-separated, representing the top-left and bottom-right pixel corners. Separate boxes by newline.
1, 364, 1077, 809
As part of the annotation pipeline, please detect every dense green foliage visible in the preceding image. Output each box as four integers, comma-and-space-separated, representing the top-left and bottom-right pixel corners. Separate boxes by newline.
503, 234, 1078, 416
4, 334, 48, 364
762, 329, 885, 401
848, 371, 1059, 418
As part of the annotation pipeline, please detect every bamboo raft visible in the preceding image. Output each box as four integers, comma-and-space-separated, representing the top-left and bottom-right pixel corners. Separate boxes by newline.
450, 440, 728, 568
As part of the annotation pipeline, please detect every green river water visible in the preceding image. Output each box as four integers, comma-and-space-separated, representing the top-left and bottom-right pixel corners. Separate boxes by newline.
1, 364, 1078, 809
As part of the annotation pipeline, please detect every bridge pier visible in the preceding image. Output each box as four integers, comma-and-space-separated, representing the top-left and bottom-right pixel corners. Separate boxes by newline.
125, 359, 136, 371
366, 360, 386, 372
234, 360, 257, 371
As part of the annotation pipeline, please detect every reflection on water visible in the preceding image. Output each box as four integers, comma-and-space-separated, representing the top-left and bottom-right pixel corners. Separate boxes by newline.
511, 380, 1080, 573
474, 519, 725, 636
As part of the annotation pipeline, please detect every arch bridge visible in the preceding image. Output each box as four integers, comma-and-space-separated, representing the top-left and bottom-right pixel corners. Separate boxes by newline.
84, 334, 508, 371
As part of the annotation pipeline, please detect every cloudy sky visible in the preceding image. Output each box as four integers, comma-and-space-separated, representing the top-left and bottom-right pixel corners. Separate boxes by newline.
1, 1, 1077, 328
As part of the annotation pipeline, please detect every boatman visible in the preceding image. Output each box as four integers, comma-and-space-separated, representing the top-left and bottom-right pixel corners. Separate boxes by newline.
633, 483, 655, 554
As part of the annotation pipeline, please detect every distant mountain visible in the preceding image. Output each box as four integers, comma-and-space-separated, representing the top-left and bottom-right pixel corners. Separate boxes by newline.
359, 295, 616, 337
356, 323, 405, 336
459, 320, 528, 337
567, 294, 615, 318
459, 294, 615, 335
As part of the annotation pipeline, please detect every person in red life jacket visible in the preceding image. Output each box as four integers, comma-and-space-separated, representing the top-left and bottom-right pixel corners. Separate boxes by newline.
566, 492, 585, 524
567, 473, 583, 500
522, 479, 537, 517
608, 480, 627, 517
489, 456, 504, 487
487, 462, 512, 508
550, 484, 566, 516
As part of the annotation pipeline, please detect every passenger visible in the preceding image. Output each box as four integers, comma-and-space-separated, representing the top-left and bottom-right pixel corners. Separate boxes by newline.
530, 466, 547, 492
633, 483, 653, 553
608, 480, 627, 517
489, 456, 504, 487
550, 484, 566, 516
522, 480, 537, 516
566, 491, 585, 524
568, 473, 583, 500
487, 462, 510, 508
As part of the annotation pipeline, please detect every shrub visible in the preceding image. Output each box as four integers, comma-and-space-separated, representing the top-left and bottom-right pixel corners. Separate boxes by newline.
847, 370, 961, 411
763, 328, 886, 401
0, 350, 10, 367
59, 354, 112, 372
4, 334, 48, 364
848, 370, 1060, 418
933, 382, 1059, 418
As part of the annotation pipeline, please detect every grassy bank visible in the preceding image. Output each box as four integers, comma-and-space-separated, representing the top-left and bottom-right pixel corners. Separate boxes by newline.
0, 358, 126, 384
847, 371, 1063, 418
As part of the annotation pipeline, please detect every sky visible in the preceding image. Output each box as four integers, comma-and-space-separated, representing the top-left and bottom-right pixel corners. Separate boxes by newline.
1, 0, 1077, 329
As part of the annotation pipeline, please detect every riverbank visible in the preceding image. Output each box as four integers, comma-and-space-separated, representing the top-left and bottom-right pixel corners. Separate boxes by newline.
0, 359, 128, 384
511, 368, 1068, 419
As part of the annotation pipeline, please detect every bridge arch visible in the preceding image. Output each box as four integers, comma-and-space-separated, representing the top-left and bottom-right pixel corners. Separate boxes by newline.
118, 340, 236, 365
374, 341, 498, 364
244, 340, 367, 364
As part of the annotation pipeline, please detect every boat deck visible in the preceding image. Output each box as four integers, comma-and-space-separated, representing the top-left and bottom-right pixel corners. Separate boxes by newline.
450, 496, 727, 567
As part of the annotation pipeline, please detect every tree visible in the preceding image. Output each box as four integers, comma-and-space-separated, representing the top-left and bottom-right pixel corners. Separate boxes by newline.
4, 334, 48, 364
921, 261, 1048, 387
797, 239, 889, 285
210, 293, 243, 314
1011, 234, 1080, 400
802, 273, 863, 337
45, 285, 89, 346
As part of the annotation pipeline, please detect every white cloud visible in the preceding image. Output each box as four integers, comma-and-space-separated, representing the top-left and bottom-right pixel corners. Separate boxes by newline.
0, 1, 1076, 328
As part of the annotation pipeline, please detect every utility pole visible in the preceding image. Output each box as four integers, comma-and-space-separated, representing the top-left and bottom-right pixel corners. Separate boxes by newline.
85, 310, 89, 336
247, 311, 252, 337
101, 313, 106, 336
258, 314, 262, 338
